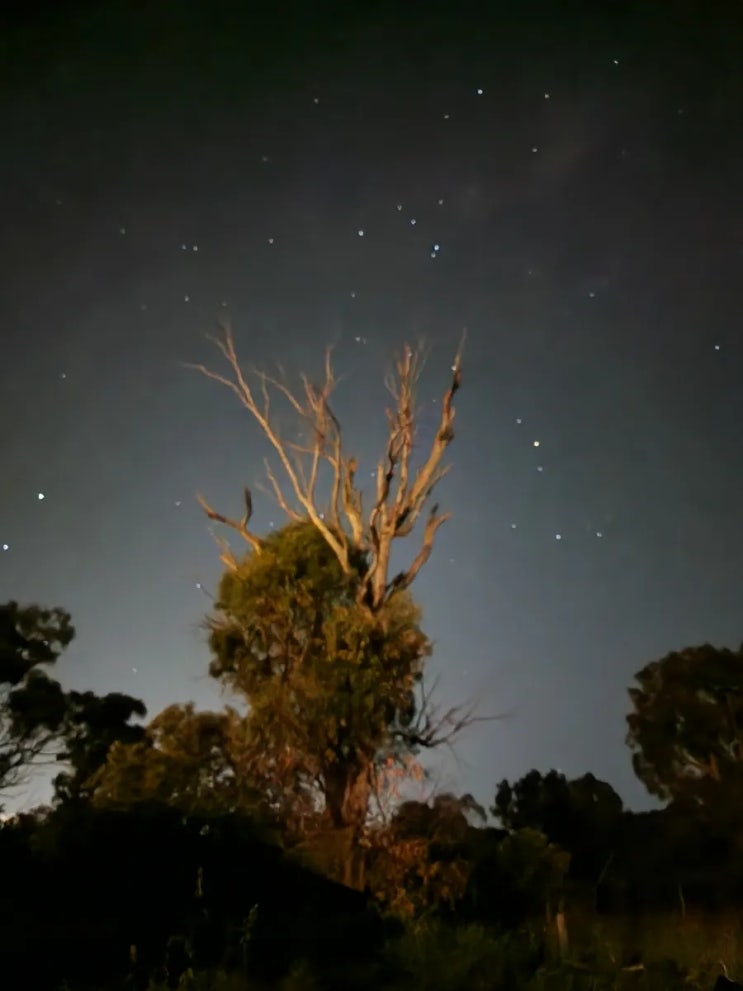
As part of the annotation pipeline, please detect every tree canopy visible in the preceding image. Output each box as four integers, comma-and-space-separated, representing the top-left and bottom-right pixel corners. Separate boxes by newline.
207, 519, 433, 840
87, 702, 270, 822
0, 600, 145, 806
0, 600, 76, 794
493, 769, 624, 882
627, 642, 743, 819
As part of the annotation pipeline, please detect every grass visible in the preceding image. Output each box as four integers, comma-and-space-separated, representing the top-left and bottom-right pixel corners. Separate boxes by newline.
52, 909, 743, 990
564, 907, 743, 980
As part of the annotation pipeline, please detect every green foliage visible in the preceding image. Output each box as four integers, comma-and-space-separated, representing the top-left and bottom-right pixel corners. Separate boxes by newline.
493, 828, 570, 912
87, 702, 269, 822
383, 920, 544, 991
52, 688, 147, 803
627, 642, 743, 814
365, 794, 485, 919
206, 519, 431, 829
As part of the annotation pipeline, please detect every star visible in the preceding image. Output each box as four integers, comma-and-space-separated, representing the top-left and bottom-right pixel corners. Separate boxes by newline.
1, 0, 737, 826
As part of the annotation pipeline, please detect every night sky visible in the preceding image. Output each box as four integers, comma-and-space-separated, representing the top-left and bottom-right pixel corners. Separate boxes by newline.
2, 0, 742, 812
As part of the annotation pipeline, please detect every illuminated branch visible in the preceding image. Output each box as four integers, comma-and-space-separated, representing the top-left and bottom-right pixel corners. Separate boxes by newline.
187, 323, 464, 612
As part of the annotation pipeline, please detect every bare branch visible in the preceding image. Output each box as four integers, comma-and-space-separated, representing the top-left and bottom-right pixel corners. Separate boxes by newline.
393, 672, 505, 753
263, 459, 302, 522
188, 324, 352, 571
387, 504, 451, 596
189, 322, 464, 613
361, 334, 464, 610
196, 490, 263, 557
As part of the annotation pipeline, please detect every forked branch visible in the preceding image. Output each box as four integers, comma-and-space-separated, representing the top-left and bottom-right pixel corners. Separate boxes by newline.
187, 323, 464, 612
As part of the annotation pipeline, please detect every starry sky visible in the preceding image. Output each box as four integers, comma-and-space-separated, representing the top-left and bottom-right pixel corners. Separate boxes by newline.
2, 0, 742, 813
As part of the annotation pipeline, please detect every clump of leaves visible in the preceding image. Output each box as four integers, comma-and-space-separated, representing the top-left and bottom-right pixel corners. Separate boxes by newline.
207, 520, 431, 831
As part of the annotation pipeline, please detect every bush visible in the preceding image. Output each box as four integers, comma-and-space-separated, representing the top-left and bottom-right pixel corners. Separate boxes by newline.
383, 919, 544, 991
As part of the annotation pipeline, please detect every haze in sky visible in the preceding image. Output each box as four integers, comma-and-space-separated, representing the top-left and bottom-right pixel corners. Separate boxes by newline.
1, 0, 741, 811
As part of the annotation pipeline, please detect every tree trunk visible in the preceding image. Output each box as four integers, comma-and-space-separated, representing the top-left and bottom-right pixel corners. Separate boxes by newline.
323, 759, 371, 889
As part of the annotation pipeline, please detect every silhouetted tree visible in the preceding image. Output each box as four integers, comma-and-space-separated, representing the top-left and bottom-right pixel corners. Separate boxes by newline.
493, 770, 623, 882
627, 643, 743, 822
0, 600, 75, 796
52, 688, 147, 804
0, 600, 146, 809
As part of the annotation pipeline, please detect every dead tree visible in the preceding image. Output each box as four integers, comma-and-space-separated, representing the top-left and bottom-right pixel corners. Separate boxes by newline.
187, 324, 464, 615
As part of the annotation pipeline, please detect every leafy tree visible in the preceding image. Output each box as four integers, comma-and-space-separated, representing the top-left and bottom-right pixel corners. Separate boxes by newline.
190, 328, 483, 884
627, 643, 743, 818
490, 828, 570, 923
0, 600, 146, 807
493, 769, 623, 881
52, 689, 147, 804
0, 600, 75, 794
207, 521, 436, 842
87, 702, 272, 822
365, 792, 487, 919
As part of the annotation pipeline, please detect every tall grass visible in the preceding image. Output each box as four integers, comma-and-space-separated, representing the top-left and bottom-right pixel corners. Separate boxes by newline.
61, 910, 743, 990
565, 906, 743, 980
